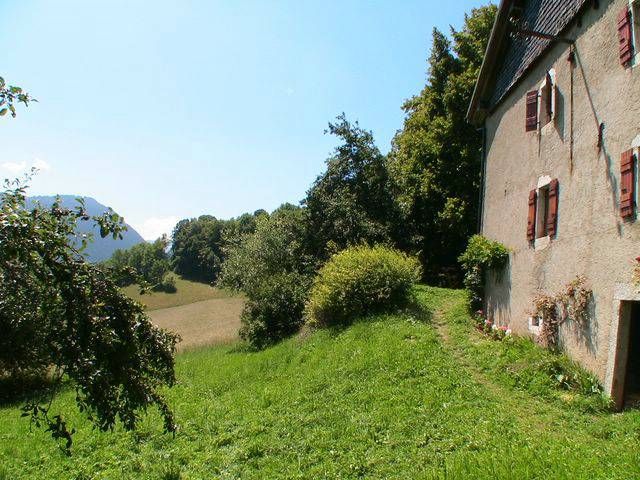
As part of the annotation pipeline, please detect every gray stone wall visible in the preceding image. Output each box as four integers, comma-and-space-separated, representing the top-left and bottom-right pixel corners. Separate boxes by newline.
482, 0, 640, 394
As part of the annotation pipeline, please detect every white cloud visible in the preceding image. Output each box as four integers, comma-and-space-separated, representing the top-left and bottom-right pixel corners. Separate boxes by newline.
1, 160, 27, 174
33, 158, 51, 171
1, 157, 52, 176
134, 216, 180, 241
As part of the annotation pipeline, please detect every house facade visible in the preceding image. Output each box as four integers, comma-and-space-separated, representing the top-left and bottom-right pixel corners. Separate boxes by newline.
468, 0, 640, 408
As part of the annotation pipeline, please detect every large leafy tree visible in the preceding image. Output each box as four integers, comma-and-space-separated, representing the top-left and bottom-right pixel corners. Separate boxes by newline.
219, 210, 267, 252
387, 5, 497, 285
304, 114, 401, 260
171, 211, 265, 284
171, 215, 226, 283
109, 235, 172, 289
220, 204, 313, 348
0, 76, 35, 117
0, 177, 178, 450
1, 79, 177, 451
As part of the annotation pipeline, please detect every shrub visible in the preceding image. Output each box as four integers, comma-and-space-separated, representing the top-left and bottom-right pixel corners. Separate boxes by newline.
305, 245, 421, 327
219, 205, 312, 293
239, 272, 311, 349
158, 273, 177, 293
220, 205, 314, 349
458, 235, 509, 311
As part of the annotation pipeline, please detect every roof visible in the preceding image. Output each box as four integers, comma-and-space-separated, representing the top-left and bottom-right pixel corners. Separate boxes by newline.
467, 0, 590, 125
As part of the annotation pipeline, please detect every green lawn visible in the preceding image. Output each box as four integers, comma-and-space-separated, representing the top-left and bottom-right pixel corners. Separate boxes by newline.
1, 287, 640, 479
123, 276, 236, 311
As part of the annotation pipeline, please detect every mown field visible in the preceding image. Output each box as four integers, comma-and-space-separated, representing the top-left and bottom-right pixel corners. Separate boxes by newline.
1, 287, 639, 479
150, 298, 244, 351
123, 277, 237, 311
125, 276, 244, 350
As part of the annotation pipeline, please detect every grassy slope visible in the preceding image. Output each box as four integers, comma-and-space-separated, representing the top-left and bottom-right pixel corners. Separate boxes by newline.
149, 297, 244, 351
2, 287, 640, 479
123, 277, 236, 311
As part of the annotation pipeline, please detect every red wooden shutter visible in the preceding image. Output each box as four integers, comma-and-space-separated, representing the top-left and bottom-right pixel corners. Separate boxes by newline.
525, 91, 538, 132
621, 149, 635, 219
547, 179, 559, 237
527, 189, 537, 242
618, 7, 634, 66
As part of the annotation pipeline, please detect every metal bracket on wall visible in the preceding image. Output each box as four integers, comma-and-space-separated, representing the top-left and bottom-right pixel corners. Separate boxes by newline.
511, 27, 575, 45
598, 122, 605, 152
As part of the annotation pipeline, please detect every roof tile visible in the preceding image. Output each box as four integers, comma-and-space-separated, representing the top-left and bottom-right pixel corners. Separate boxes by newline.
489, 0, 589, 107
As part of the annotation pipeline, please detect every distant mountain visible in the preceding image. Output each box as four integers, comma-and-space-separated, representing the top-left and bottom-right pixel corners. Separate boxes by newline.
26, 195, 145, 263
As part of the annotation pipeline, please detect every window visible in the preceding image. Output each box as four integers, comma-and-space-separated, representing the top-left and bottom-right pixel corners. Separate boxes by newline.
633, 0, 640, 52
621, 148, 636, 219
525, 91, 538, 132
524, 69, 556, 132
529, 316, 542, 335
536, 185, 550, 238
538, 71, 555, 127
619, 1, 640, 67
527, 177, 559, 245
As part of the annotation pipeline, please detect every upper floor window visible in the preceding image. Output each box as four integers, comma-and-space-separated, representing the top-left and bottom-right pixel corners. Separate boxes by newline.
619, 1, 640, 67
539, 70, 556, 128
525, 69, 557, 132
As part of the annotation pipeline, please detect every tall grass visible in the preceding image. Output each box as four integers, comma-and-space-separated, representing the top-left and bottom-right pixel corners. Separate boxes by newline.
0, 287, 638, 479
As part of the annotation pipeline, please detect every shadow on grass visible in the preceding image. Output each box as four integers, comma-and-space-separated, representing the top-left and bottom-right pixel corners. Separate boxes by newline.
309, 298, 434, 339
0, 373, 63, 408
225, 297, 434, 354
406, 297, 433, 324
226, 342, 257, 354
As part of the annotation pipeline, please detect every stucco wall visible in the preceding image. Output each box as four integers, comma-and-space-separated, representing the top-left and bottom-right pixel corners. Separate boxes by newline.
482, 0, 640, 390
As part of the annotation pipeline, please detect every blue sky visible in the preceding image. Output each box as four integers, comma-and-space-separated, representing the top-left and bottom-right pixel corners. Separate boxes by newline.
1, 0, 489, 239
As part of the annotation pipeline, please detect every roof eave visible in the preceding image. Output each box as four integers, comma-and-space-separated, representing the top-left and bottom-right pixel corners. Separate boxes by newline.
467, 0, 514, 126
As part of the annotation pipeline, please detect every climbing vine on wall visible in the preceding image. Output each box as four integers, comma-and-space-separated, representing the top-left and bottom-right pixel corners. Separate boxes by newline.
531, 275, 593, 349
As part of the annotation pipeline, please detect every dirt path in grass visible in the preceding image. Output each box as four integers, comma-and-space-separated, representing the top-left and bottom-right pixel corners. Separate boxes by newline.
430, 301, 590, 438
149, 297, 244, 351
431, 303, 503, 397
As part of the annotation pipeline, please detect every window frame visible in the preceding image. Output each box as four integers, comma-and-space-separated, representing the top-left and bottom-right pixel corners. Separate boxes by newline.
536, 185, 550, 238
533, 175, 553, 250
629, 0, 640, 67
537, 69, 556, 131
529, 316, 543, 335
624, 140, 640, 218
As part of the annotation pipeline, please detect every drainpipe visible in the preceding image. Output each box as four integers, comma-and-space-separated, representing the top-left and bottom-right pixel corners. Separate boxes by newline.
477, 125, 487, 234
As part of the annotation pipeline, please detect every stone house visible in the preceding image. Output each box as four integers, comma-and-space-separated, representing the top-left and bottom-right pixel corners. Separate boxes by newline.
467, 0, 640, 408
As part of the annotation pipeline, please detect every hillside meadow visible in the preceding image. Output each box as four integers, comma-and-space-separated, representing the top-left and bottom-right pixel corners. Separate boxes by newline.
123, 276, 244, 350
1, 287, 639, 479
123, 277, 237, 311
